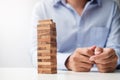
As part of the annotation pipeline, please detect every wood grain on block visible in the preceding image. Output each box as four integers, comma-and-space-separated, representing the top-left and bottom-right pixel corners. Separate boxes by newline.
38, 19, 53, 24
38, 62, 56, 65
38, 44, 57, 48
38, 42, 55, 44
37, 50, 50, 53
38, 59, 57, 62
38, 38, 56, 43
37, 31, 56, 37
38, 55, 56, 59
38, 60, 56, 65
38, 36, 55, 41
38, 65, 57, 68
38, 23, 56, 30
37, 24, 51, 30
38, 67, 57, 71
37, 45, 57, 50
37, 53, 56, 56
38, 69, 57, 74
37, 49, 57, 53
37, 44, 54, 49
37, 24, 56, 30
37, 29, 50, 34
37, 35, 56, 39
37, 28, 56, 33
37, 52, 57, 56
38, 56, 52, 59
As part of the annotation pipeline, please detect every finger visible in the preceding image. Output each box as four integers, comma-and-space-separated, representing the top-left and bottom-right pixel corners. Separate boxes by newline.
90, 50, 114, 62
94, 47, 103, 55
96, 61, 117, 73
76, 63, 92, 72
89, 55, 96, 61
89, 53, 113, 62
88, 45, 96, 51
89, 47, 103, 61
98, 67, 115, 73
95, 55, 117, 64
96, 60, 117, 69
71, 62, 92, 72
79, 62, 93, 69
77, 48, 94, 57
79, 54, 94, 64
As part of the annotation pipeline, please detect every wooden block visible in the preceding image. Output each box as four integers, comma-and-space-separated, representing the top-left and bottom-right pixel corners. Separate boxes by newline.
38, 19, 53, 24
38, 62, 56, 65
37, 49, 57, 53
38, 51, 57, 55
38, 38, 56, 43
37, 35, 56, 40
38, 44, 57, 49
37, 50, 51, 53
37, 49, 57, 54
37, 38, 56, 44
38, 67, 57, 71
37, 23, 56, 30
38, 56, 56, 59
38, 56, 52, 59
38, 65, 57, 68
38, 59, 57, 62
37, 28, 56, 33
37, 53, 57, 56
37, 44, 56, 50
37, 29, 50, 34
37, 31, 56, 37
37, 44, 57, 50
38, 69, 57, 74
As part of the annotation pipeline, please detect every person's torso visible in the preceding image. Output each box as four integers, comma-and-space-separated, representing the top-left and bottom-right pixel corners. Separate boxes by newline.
37, 0, 116, 53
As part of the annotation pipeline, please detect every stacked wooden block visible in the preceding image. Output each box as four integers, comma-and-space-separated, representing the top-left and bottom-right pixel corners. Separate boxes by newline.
37, 19, 57, 74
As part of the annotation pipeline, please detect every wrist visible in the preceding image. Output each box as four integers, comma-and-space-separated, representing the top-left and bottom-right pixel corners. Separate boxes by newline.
65, 55, 72, 70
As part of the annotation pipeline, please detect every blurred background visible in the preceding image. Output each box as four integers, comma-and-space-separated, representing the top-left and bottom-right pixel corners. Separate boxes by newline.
0, 0, 119, 67
0, 0, 39, 67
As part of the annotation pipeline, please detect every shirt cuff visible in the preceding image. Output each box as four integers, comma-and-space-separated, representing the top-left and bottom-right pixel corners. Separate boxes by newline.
57, 52, 71, 70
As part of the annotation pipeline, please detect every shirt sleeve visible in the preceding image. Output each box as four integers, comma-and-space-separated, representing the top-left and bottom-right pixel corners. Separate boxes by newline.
106, 2, 120, 69
57, 52, 71, 70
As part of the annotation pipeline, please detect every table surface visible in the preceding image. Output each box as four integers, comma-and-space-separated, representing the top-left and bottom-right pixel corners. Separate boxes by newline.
0, 68, 120, 80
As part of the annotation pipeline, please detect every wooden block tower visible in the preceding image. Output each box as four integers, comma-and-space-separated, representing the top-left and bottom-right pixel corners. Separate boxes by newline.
37, 19, 57, 74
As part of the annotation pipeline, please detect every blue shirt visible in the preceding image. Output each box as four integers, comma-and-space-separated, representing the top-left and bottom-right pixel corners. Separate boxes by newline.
32, 0, 120, 70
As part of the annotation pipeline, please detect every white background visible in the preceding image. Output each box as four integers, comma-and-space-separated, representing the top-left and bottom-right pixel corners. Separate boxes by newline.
0, 0, 119, 67
0, 0, 39, 67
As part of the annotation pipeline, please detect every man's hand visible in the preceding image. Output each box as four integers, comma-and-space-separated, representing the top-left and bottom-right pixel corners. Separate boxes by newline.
90, 47, 118, 73
65, 46, 96, 72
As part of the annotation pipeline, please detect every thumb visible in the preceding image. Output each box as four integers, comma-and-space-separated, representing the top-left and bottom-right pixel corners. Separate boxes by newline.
89, 47, 103, 61
94, 47, 103, 55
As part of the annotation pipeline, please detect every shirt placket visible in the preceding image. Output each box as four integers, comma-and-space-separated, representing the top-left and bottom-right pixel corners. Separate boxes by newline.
76, 2, 91, 48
